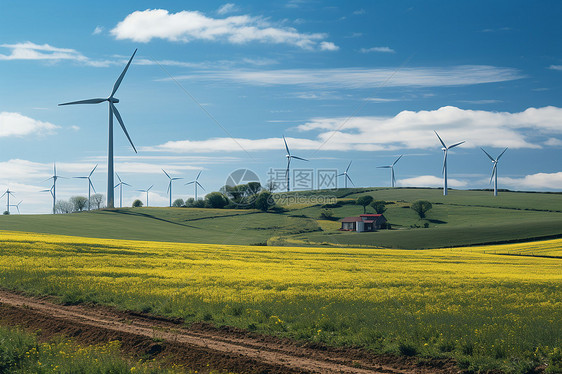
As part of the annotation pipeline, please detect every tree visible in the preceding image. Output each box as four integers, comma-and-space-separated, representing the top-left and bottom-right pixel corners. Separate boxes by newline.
132, 199, 143, 207
184, 197, 195, 207
172, 198, 185, 207
193, 199, 206, 208
356, 195, 374, 214
253, 191, 274, 211
411, 200, 433, 219
319, 209, 334, 220
370, 200, 387, 214
90, 194, 104, 210
55, 200, 73, 214
3, 211, 9, 215
205, 192, 229, 209
70, 196, 88, 212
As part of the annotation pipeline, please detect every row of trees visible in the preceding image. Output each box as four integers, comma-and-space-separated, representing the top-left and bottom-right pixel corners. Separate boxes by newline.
55, 194, 105, 214
356, 195, 433, 219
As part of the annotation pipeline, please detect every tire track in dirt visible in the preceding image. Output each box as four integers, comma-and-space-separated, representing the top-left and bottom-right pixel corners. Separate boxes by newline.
0, 290, 456, 373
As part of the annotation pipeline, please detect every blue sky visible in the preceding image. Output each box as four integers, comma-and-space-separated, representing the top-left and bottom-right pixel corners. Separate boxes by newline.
1, 0, 561, 213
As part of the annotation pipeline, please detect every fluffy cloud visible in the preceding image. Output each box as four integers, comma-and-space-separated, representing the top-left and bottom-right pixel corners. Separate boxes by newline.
144, 106, 562, 153
169, 65, 522, 88
398, 175, 467, 188
217, 3, 238, 15
319, 41, 339, 51
0, 112, 59, 137
500, 172, 562, 190
548, 65, 562, 71
360, 46, 395, 53
110, 9, 336, 50
0, 42, 114, 67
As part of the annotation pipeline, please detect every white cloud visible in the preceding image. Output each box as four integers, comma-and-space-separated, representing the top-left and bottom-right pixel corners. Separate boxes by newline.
353, 9, 366, 15
168, 65, 523, 88
0, 42, 114, 67
144, 106, 562, 153
544, 138, 562, 146
360, 46, 395, 53
319, 41, 339, 51
398, 175, 467, 188
0, 112, 59, 137
364, 97, 400, 102
500, 172, 562, 190
548, 65, 562, 71
217, 3, 238, 15
92, 26, 104, 35
458, 99, 502, 104
111, 9, 336, 51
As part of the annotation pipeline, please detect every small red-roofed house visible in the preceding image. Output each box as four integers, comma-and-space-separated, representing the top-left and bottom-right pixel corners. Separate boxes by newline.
340, 214, 387, 232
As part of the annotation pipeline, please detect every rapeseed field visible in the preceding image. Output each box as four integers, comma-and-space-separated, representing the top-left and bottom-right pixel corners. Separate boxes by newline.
0, 231, 560, 373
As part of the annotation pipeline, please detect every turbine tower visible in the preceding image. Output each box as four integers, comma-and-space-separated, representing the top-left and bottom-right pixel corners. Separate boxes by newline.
481, 147, 508, 196
59, 49, 138, 209
137, 185, 153, 207
9, 200, 22, 214
42, 163, 64, 214
377, 155, 403, 188
283, 136, 308, 192
1, 189, 15, 214
186, 171, 205, 201
163, 169, 183, 207
114, 173, 131, 208
74, 164, 98, 210
435, 131, 465, 196
338, 161, 355, 188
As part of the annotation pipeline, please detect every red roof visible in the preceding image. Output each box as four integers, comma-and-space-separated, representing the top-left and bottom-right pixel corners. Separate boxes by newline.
341, 217, 363, 222
360, 214, 382, 217
363, 220, 375, 223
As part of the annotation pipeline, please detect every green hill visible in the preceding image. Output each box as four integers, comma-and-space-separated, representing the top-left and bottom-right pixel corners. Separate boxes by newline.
1, 188, 561, 249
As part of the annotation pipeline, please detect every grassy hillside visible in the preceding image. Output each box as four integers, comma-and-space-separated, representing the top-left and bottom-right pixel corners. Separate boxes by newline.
1, 188, 561, 249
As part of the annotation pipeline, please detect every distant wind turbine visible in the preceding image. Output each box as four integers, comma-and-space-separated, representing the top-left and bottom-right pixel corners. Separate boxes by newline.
74, 164, 98, 210
9, 200, 22, 214
481, 147, 508, 196
1, 188, 15, 214
42, 163, 65, 214
338, 161, 355, 189
137, 185, 153, 207
283, 136, 308, 192
186, 171, 205, 201
163, 169, 183, 207
114, 173, 131, 208
435, 131, 465, 196
59, 49, 138, 209
377, 155, 403, 188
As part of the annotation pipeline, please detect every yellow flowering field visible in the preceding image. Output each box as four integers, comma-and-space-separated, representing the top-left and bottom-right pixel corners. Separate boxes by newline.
0, 230, 561, 372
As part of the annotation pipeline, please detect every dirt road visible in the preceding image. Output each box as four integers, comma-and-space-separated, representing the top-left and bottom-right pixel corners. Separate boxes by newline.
0, 290, 456, 373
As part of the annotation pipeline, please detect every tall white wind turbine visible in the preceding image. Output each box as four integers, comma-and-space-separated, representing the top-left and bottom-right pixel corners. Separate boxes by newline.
114, 173, 131, 208
137, 185, 153, 207
42, 163, 65, 214
1, 188, 15, 214
283, 136, 308, 192
74, 164, 98, 210
186, 171, 205, 201
59, 49, 138, 209
163, 169, 183, 207
377, 155, 403, 188
435, 131, 465, 196
481, 147, 508, 196
338, 161, 355, 188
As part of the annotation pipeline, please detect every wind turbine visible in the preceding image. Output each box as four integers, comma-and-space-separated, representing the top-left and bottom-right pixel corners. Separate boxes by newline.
338, 161, 355, 189
163, 169, 183, 207
74, 164, 98, 210
9, 200, 22, 214
377, 155, 403, 188
185, 171, 205, 201
137, 185, 153, 207
59, 49, 138, 209
283, 136, 308, 192
42, 163, 65, 214
435, 131, 465, 196
114, 173, 131, 208
1, 189, 15, 214
481, 147, 508, 196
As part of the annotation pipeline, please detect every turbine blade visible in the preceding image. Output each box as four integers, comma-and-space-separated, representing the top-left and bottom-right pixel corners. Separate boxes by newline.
392, 173, 396, 186
347, 175, 355, 187
148, 185, 153, 191
111, 49, 137, 97
448, 141, 465, 149
442, 151, 447, 175
111, 103, 137, 153
74, 176, 88, 179
392, 154, 403, 166
90, 180, 96, 194
162, 169, 171, 179
434, 131, 446, 148
337, 173, 345, 177
185, 181, 195, 185
497, 147, 508, 161
490, 163, 497, 184
42, 176, 54, 182
283, 135, 290, 156
377, 165, 391, 168
346, 161, 352, 173
115, 173, 122, 183
123, 182, 132, 187
291, 155, 308, 161
0, 192, 5, 198
59, 98, 106, 106
196, 170, 202, 180
89, 164, 98, 177
172, 177, 183, 181
167, 181, 171, 195
197, 182, 205, 191
481, 148, 494, 161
